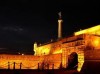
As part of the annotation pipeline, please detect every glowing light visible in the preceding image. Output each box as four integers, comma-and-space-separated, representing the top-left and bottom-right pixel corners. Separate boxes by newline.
22, 54, 24, 55
42, 48, 50, 55
94, 39, 99, 47
18, 52, 20, 54
92, 38, 100, 48
75, 25, 100, 35
52, 49, 62, 54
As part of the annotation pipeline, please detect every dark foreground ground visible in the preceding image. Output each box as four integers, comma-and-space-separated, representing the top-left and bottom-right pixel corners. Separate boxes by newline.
0, 69, 100, 74
0, 69, 83, 74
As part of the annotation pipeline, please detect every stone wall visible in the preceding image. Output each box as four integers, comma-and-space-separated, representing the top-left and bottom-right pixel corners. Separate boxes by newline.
0, 54, 62, 69
84, 50, 100, 60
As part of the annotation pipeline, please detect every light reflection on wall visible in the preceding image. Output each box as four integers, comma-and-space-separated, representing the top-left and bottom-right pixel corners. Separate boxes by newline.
52, 49, 62, 54
92, 38, 100, 48
74, 25, 100, 36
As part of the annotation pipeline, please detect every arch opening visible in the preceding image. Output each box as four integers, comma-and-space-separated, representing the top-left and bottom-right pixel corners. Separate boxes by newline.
68, 52, 78, 69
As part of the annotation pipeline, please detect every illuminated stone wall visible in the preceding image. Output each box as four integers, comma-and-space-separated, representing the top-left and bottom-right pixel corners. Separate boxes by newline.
84, 34, 100, 49
84, 34, 100, 60
0, 55, 40, 69
74, 25, 100, 36
35, 34, 84, 56
62, 34, 85, 71
61, 34, 100, 71
35, 41, 62, 56
0, 54, 61, 69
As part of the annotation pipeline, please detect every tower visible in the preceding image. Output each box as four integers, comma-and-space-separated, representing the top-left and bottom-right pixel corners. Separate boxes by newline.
58, 12, 63, 39
34, 42, 37, 55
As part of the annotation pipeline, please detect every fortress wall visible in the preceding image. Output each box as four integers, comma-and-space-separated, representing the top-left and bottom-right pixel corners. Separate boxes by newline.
85, 34, 100, 49
84, 50, 100, 60
0, 54, 62, 69
41, 53, 62, 69
84, 34, 100, 60
0, 55, 40, 69
37, 41, 62, 55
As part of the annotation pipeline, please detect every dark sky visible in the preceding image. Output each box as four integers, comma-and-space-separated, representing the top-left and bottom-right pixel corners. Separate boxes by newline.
0, 0, 100, 53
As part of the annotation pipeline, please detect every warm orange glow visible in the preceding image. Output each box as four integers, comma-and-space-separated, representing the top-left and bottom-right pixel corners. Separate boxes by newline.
77, 53, 84, 72
75, 25, 100, 35
0, 54, 61, 69
0, 55, 40, 69
94, 39, 99, 47
41, 48, 50, 55
92, 38, 100, 48
35, 44, 52, 56
52, 49, 62, 54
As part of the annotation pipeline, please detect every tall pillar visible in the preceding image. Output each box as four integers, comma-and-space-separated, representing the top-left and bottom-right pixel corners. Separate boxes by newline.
58, 12, 63, 39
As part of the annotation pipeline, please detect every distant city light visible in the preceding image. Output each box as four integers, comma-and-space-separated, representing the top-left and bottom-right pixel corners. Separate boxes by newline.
22, 54, 24, 55
18, 52, 21, 54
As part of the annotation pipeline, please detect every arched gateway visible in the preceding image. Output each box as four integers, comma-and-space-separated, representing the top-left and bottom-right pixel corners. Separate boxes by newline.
62, 36, 85, 71
68, 52, 78, 69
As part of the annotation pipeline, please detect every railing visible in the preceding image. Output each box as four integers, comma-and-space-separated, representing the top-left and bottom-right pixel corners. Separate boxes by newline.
0, 62, 63, 70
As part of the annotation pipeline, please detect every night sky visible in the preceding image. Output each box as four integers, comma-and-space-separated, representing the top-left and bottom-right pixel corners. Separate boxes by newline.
0, 0, 100, 54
